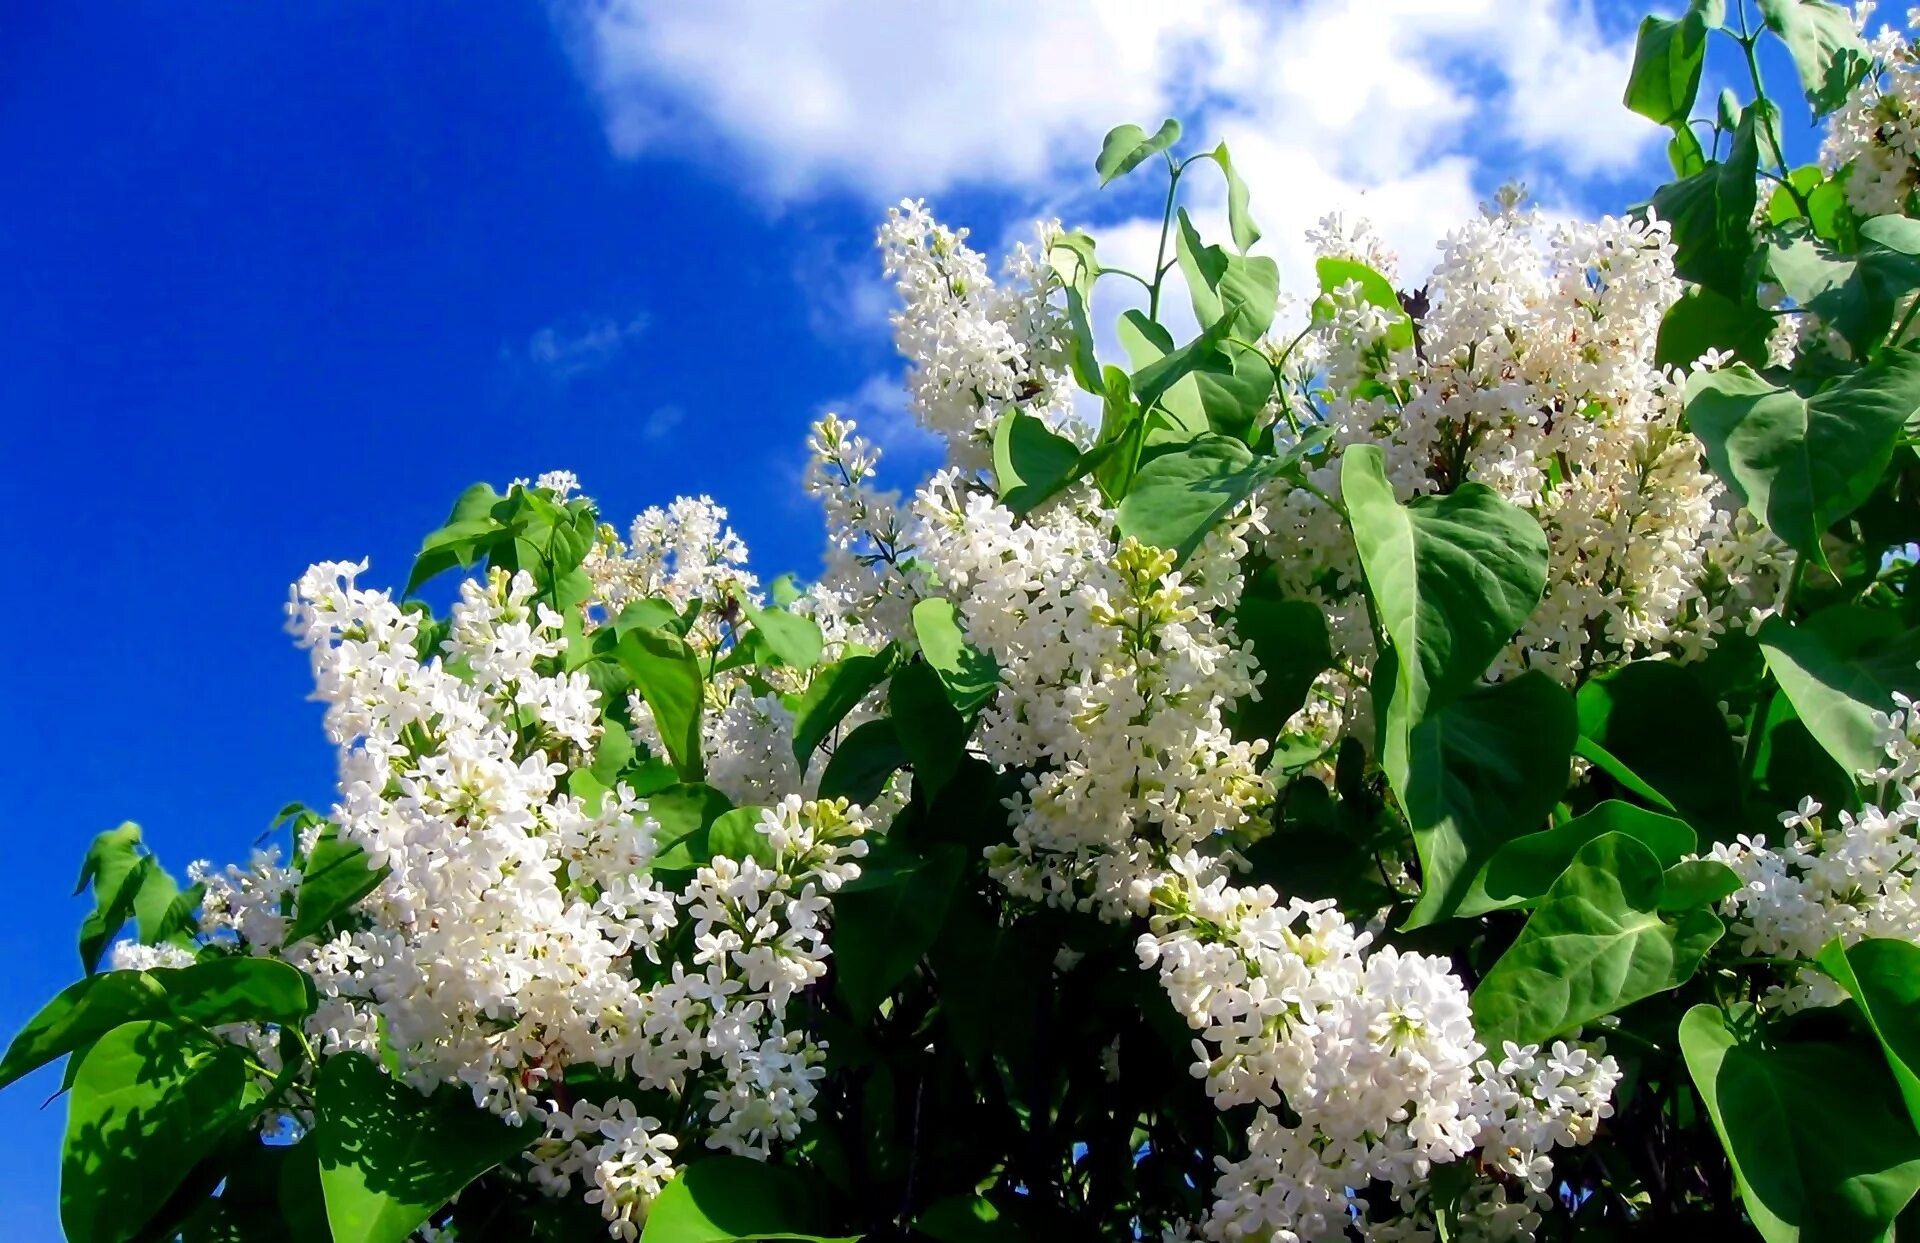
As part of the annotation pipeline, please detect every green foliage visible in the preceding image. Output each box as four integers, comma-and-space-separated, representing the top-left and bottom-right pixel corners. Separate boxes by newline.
793, 646, 896, 768
32, 47, 1920, 1242
314, 1053, 537, 1243
1820, 938, 1920, 1131
1094, 119, 1181, 187
1758, 0, 1871, 116
1576, 660, 1749, 843
63, 1020, 257, 1243
1682, 1005, 1920, 1243
910, 597, 999, 715
1625, 10, 1710, 127
831, 841, 967, 1017
617, 625, 708, 779
1472, 833, 1722, 1048
1651, 106, 1760, 298
288, 824, 388, 944
1687, 354, 1920, 570
1341, 443, 1567, 926
1760, 608, 1920, 775
1461, 800, 1697, 917
646, 1157, 858, 1242
992, 410, 1084, 514
1116, 435, 1278, 564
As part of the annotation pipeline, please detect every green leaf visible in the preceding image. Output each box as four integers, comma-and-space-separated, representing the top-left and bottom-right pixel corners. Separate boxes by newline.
1624, 12, 1709, 127
289, 824, 388, 943
644, 783, 736, 874
992, 410, 1083, 514
156, 957, 317, 1027
405, 482, 506, 596
1472, 834, 1722, 1048
817, 719, 908, 805
1116, 311, 1209, 443
1175, 208, 1279, 339
1314, 257, 1415, 353
1048, 230, 1104, 394
1095, 119, 1180, 187
1681, 1005, 1920, 1243
916, 1194, 1027, 1242
646, 1157, 855, 1243
1659, 859, 1744, 910
1656, 284, 1774, 369
1228, 573, 1332, 751
1651, 107, 1760, 298
1759, 0, 1871, 116
741, 602, 824, 671
0, 971, 169, 1091
889, 660, 969, 798
62, 1020, 254, 1243
1669, 125, 1709, 178
770, 573, 804, 608
707, 806, 778, 868
1764, 219, 1920, 357
1819, 937, 1920, 1132
911, 597, 999, 715
314, 1053, 537, 1243
832, 842, 966, 1017
74, 823, 185, 973
616, 626, 706, 780
183, 1138, 328, 1243
1463, 801, 1697, 918
1115, 435, 1277, 564
1687, 356, 1920, 570
1759, 607, 1920, 777
1395, 673, 1579, 929
1208, 142, 1260, 254
1342, 444, 1548, 720
1129, 317, 1237, 420
1341, 443, 1561, 926
1576, 660, 1749, 844
793, 647, 896, 769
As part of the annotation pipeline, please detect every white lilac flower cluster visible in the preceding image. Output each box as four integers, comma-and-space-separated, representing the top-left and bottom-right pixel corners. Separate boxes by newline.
1138, 857, 1618, 1243
879, 198, 1078, 471
1267, 206, 1783, 703
163, 556, 881, 1239
913, 477, 1272, 919
1711, 693, 1920, 1009
1821, 5, 1920, 217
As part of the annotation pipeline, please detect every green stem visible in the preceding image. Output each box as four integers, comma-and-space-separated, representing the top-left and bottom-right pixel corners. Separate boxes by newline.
1742, 552, 1805, 778
1147, 154, 1184, 321
1888, 292, 1920, 356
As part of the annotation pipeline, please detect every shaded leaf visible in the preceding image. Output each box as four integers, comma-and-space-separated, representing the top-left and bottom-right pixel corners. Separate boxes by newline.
1681, 1005, 1920, 1243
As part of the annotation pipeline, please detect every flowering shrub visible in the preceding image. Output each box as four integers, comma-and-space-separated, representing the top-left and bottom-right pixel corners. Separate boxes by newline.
24, 3, 1920, 1240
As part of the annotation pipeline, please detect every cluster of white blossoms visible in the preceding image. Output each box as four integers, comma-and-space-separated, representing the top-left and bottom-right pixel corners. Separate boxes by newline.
913, 476, 1273, 918
1267, 206, 1783, 699
1138, 857, 1617, 1242
161, 554, 882, 1239
1712, 694, 1920, 1009
880, 198, 1079, 470
1821, 5, 1920, 217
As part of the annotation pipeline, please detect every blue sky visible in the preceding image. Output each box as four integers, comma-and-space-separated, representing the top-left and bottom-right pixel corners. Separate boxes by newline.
0, 0, 1825, 1229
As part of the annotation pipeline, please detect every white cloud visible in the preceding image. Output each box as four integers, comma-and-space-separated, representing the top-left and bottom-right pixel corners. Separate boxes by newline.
523, 313, 650, 378
822, 371, 943, 476
557, 0, 1663, 209
640, 404, 684, 440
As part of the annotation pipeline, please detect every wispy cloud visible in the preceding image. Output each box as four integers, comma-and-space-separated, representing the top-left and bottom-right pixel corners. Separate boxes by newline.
830, 372, 943, 478
640, 403, 684, 440
523, 312, 650, 379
